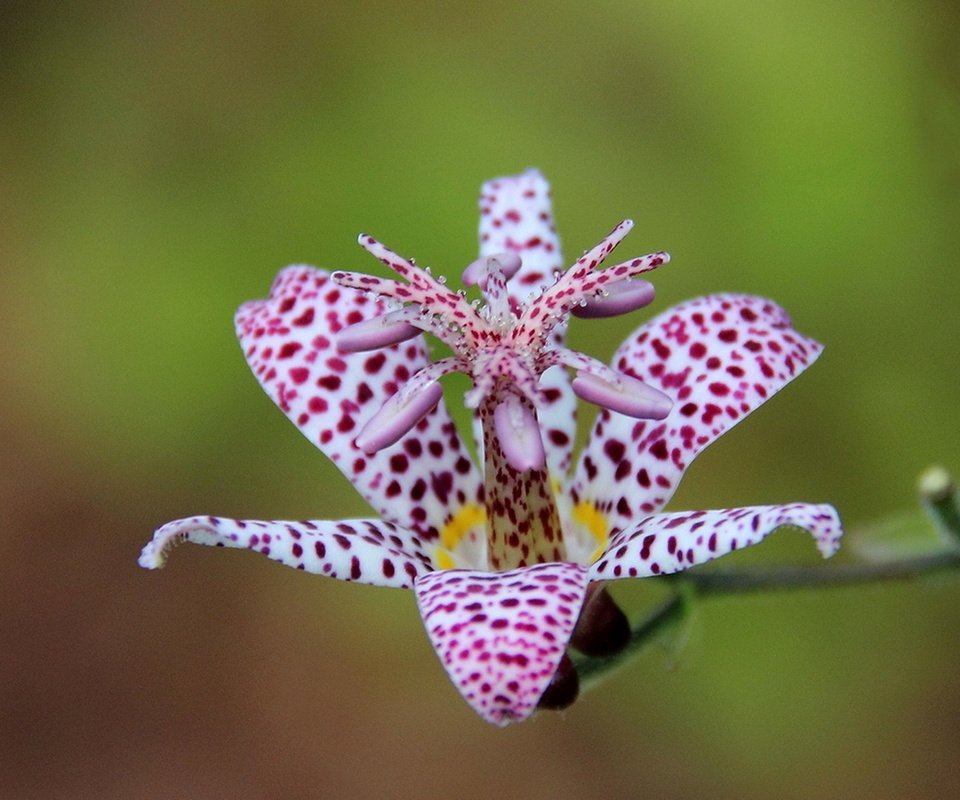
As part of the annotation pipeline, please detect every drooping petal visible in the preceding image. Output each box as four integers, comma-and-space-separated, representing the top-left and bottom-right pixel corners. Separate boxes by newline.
571, 294, 824, 536
588, 504, 843, 580
235, 266, 482, 541
478, 169, 576, 478
140, 516, 434, 588
414, 562, 589, 726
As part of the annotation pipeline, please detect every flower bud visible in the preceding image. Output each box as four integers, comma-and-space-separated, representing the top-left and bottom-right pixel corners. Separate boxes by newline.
536, 653, 580, 711
570, 583, 630, 657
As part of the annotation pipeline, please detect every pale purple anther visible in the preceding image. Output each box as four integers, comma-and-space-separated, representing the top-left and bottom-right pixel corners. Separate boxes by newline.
461, 252, 522, 287
354, 380, 444, 454
336, 308, 423, 352
571, 371, 673, 419
571, 278, 656, 319
493, 395, 546, 472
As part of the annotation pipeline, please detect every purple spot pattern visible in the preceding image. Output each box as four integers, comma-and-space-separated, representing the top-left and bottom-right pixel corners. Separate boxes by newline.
139, 516, 433, 588
571, 294, 823, 529
480, 396, 564, 569
235, 267, 482, 541
589, 504, 842, 580
415, 562, 588, 726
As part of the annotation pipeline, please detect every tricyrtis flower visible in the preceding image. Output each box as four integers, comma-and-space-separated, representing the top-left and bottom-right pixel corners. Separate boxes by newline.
140, 169, 842, 726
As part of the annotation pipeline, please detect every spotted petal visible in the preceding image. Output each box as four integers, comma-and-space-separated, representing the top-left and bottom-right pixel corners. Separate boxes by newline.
478, 169, 564, 300
140, 515, 434, 588
572, 294, 823, 532
415, 562, 589, 726
588, 503, 842, 580
478, 169, 577, 478
236, 266, 483, 541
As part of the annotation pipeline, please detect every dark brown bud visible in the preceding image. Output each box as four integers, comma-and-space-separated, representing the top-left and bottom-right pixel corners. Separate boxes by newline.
570, 582, 630, 657
537, 653, 579, 711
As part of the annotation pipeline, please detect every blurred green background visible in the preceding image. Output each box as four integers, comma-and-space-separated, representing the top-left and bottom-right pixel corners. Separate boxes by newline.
2, 0, 959, 797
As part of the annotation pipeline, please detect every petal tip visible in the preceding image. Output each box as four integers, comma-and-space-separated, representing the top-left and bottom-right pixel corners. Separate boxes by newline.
138, 543, 164, 569
138, 526, 178, 569
813, 504, 844, 558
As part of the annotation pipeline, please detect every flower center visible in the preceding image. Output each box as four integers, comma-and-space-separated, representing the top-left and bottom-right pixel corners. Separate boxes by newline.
332, 222, 672, 571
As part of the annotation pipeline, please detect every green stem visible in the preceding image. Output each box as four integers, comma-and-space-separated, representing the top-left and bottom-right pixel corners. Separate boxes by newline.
918, 465, 960, 546
571, 547, 960, 692
574, 593, 687, 692
570, 467, 960, 693
676, 549, 960, 595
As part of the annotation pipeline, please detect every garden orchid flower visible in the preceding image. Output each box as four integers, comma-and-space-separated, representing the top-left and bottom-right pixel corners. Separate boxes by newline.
140, 169, 842, 726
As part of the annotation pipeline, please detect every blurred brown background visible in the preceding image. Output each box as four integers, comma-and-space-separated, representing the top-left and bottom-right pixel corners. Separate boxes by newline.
2, 1, 959, 798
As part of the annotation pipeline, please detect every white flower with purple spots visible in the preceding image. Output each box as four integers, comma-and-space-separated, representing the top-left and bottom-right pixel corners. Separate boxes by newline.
140, 169, 842, 726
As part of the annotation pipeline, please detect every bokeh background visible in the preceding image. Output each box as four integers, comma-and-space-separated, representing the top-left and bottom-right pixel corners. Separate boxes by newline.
3, 1, 959, 797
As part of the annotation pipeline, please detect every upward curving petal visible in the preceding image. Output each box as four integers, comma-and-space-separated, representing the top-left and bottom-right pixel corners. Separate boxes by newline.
140, 516, 435, 588
478, 169, 564, 302
478, 170, 577, 479
236, 266, 483, 542
572, 295, 823, 530
588, 503, 843, 580
414, 562, 589, 726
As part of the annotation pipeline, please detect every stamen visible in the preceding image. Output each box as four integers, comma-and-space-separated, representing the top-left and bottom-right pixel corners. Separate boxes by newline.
571, 371, 673, 419
336, 307, 423, 352
570, 278, 656, 319
335, 235, 492, 352
493, 395, 546, 472
511, 216, 668, 350
461, 252, 522, 286
462, 252, 521, 324
354, 380, 444, 453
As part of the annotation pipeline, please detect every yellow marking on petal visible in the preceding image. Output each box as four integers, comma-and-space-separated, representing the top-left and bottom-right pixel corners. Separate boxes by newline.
441, 504, 487, 551
572, 501, 609, 547
434, 548, 456, 571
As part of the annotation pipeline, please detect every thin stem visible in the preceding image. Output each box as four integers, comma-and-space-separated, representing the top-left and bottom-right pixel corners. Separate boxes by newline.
675, 549, 960, 595
571, 545, 960, 693
574, 593, 687, 692
569, 467, 960, 695
918, 465, 960, 546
